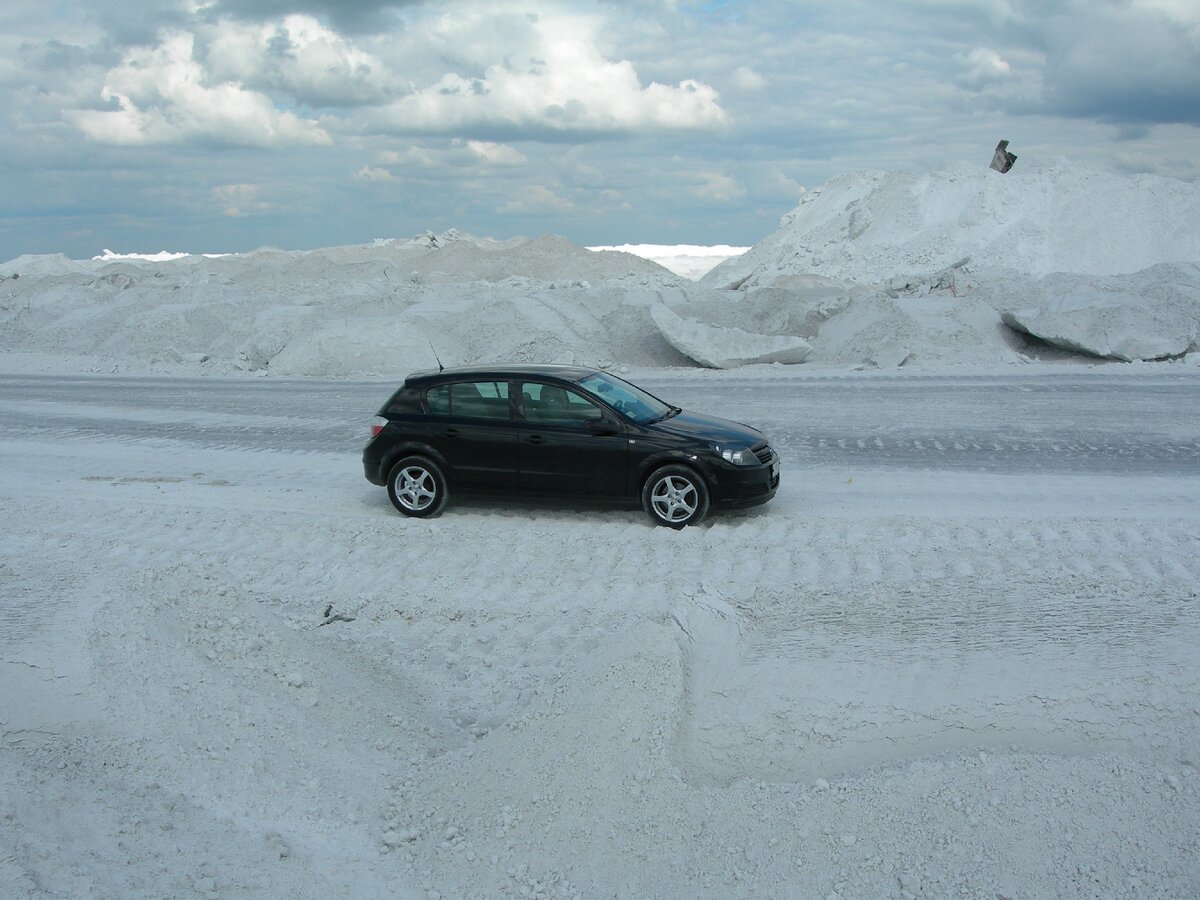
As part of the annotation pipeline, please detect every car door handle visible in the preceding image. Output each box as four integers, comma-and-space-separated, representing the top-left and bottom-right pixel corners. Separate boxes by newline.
527, 434, 544, 444
444, 428, 459, 438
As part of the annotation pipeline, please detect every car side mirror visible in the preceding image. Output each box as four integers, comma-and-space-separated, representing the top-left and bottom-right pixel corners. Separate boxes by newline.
585, 415, 619, 435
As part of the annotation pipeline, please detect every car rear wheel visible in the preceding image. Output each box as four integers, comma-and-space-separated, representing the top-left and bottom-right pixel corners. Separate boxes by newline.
387, 456, 448, 517
642, 465, 710, 528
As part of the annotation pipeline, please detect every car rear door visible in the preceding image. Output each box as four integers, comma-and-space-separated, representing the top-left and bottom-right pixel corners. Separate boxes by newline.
424, 380, 519, 489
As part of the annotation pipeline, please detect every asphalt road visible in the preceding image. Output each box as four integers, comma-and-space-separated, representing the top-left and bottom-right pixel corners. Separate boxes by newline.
1, 370, 1198, 475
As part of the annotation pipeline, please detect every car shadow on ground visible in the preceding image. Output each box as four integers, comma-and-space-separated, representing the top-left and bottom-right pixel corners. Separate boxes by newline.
362, 488, 775, 528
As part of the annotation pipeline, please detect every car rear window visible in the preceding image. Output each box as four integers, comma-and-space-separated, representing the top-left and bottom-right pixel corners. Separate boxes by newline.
426, 381, 510, 419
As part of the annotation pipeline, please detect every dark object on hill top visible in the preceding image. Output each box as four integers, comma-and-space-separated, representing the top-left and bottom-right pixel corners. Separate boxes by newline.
991, 140, 1017, 173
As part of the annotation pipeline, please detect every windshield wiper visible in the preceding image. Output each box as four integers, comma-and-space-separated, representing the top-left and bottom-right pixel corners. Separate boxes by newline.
646, 406, 682, 424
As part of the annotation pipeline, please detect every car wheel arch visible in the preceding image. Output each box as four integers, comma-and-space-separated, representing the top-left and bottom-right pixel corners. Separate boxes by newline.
635, 452, 713, 497
382, 441, 454, 484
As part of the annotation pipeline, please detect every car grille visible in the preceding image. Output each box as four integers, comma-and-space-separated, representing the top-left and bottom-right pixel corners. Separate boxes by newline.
753, 443, 773, 465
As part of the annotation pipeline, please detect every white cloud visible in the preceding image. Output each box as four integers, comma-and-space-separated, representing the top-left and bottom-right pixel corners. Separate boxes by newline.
767, 169, 804, 198
212, 182, 268, 216
8, 0, 1200, 261
955, 47, 1012, 88
1134, 0, 1200, 26
204, 14, 393, 107
352, 165, 398, 182
67, 30, 330, 146
363, 139, 527, 179
1034, 2, 1200, 125
501, 184, 575, 212
599, 188, 631, 211
460, 139, 528, 166
376, 146, 438, 168
732, 66, 766, 91
370, 7, 727, 136
689, 171, 744, 202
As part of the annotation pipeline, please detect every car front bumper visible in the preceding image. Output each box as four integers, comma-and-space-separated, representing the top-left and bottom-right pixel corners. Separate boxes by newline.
706, 453, 780, 509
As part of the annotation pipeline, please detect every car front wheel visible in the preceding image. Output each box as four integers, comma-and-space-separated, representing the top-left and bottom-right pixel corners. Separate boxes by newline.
642, 465, 710, 528
387, 456, 448, 517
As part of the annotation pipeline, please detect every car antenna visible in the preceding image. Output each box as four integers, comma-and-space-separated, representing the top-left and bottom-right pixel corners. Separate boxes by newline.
428, 341, 444, 372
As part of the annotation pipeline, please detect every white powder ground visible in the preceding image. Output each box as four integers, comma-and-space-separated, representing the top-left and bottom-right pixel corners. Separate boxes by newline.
2, 371, 1198, 898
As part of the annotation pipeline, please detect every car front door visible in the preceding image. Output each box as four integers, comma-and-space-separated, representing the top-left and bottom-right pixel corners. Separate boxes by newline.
517, 381, 629, 497
424, 380, 519, 489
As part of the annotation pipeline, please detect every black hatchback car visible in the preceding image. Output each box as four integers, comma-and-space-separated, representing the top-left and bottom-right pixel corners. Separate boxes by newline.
363, 364, 779, 527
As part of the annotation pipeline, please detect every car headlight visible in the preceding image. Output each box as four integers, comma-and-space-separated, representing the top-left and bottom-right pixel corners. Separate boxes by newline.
714, 444, 756, 466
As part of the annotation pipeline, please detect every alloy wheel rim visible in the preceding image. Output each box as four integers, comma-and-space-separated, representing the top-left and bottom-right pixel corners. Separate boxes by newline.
395, 466, 436, 511
650, 475, 697, 522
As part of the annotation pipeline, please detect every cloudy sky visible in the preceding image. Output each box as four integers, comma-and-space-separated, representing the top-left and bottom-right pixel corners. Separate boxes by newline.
2, 0, 1198, 259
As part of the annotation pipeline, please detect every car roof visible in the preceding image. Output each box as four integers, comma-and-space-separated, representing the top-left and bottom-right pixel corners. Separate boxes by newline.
404, 363, 601, 384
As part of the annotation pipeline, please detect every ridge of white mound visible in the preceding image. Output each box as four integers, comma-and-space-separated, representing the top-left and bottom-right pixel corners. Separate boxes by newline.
0, 231, 689, 376
995, 263, 1200, 362
0, 253, 88, 278
650, 302, 811, 368
1, 231, 676, 285
703, 161, 1200, 289
650, 275, 1020, 370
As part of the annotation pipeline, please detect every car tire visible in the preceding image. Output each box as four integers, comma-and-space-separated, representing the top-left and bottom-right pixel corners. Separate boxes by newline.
642, 464, 710, 529
387, 456, 449, 518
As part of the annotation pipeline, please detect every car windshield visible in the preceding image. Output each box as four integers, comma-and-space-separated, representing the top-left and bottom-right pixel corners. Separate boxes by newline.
576, 372, 673, 424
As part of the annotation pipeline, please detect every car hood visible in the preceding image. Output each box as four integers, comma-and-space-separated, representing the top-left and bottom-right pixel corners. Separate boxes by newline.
652, 409, 766, 446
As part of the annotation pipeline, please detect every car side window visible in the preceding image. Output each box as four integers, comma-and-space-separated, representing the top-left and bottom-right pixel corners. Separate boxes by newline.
426, 381, 510, 419
521, 382, 603, 427
426, 384, 450, 415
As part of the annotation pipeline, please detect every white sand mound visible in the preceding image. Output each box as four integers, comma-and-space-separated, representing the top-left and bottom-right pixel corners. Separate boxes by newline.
704, 161, 1200, 289
682, 161, 1200, 368
4, 162, 1199, 376
363, 231, 673, 284
650, 302, 811, 368
993, 263, 1200, 362
2, 231, 673, 285
651, 275, 1019, 370
0, 232, 687, 376
0, 253, 89, 278
805, 291, 1021, 369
